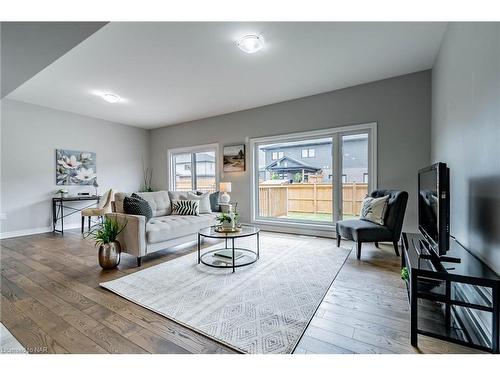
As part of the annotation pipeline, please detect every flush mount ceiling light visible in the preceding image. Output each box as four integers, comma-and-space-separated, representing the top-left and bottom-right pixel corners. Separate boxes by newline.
237, 34, 265, 54
101, 93, 121, 103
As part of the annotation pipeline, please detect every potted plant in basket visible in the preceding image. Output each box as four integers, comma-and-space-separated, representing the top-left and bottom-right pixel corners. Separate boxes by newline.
85, 217, 127, 269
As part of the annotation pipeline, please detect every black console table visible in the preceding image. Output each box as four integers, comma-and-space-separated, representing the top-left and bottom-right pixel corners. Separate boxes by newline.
402, 232, 499, 353
52, 195, 100, 235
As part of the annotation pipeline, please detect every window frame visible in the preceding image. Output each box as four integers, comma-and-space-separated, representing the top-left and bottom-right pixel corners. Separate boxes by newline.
250, 122, 377, 230
167, 143, 219, 192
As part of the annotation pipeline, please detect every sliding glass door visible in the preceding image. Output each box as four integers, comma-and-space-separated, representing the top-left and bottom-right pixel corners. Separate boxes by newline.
256, 136, 335, 223
252, 123, 376, 227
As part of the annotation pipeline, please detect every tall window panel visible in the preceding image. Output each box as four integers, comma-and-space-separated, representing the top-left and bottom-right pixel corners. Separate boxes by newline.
341, 133, 369, 220
170, 145, 218, 192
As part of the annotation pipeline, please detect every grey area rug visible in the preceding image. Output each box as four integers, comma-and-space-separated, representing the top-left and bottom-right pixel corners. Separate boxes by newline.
100, 233, 351, 354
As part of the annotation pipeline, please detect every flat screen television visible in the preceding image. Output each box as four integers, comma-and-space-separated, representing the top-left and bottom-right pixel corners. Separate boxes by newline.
418, 162, 450, 256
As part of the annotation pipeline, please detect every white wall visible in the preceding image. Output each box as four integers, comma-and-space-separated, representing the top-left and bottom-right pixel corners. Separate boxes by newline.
431, 23, 500, 272
150, 71, 432, 232
0, 99, 149, 237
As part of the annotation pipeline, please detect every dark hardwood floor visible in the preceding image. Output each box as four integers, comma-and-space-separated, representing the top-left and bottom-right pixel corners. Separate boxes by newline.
0, 230, 481, 354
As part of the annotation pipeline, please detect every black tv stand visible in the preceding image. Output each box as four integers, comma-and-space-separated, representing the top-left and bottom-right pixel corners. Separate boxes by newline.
418, 252, 461, 264
402, 232, 500, 353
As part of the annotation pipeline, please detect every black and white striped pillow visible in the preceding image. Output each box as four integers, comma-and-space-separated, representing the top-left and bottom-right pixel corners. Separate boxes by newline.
171, 200, 199, 216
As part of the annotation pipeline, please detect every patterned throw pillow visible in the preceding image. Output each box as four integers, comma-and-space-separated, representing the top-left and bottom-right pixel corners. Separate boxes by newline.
359, 195, 389, 225
171, 200, 199, 216
123, 194, 153, 221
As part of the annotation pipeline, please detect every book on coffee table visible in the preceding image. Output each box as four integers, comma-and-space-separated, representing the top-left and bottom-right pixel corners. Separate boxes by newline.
213, 249, 244, 261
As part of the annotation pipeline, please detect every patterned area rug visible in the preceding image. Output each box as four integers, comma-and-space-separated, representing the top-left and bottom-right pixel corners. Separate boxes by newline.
100, 233, 351, 354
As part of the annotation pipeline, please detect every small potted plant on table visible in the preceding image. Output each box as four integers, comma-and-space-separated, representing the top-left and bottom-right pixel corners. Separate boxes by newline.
216, 211, 240, 231
86, 217, 127, 269
56, 188, 69, 198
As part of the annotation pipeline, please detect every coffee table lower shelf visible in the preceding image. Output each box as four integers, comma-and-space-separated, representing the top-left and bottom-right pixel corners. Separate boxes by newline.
199, 248, 258, 272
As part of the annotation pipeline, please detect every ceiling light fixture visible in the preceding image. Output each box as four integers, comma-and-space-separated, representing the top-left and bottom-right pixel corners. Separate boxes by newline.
101, 93, 121, 103
237, 34, 265, 54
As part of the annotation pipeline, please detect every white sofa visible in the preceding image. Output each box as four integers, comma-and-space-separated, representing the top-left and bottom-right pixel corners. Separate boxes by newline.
106, 191, 218, 266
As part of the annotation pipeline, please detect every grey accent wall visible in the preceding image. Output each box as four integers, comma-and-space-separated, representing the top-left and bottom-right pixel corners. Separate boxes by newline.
431, 23, 500, 273
150, 71, 432, 231
0, 99, 149, 236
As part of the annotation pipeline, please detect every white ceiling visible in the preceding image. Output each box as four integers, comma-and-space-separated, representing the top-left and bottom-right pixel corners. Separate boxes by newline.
6, 22, 447, 129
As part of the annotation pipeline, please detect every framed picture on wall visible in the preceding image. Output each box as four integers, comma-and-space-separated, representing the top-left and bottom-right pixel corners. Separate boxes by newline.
56, 149, 97, 185
223, 144, 246, 172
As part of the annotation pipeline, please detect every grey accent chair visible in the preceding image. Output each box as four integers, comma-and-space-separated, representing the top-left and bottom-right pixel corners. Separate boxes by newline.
336, 189, 408, 260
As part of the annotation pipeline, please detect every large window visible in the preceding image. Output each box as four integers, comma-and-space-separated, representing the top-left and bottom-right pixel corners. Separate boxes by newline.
169, 144, 218, 193
252, 123, 376, 227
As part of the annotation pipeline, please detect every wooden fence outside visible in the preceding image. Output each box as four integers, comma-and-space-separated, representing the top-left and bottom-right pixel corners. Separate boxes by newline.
258, 182, 368, 218
175, 176, 216, 193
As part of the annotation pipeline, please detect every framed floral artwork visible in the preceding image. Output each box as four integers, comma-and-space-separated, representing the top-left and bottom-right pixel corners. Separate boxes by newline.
56, 149, 96, 185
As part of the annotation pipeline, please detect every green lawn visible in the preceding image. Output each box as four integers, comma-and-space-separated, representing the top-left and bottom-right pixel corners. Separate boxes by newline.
282, 212, 359, 222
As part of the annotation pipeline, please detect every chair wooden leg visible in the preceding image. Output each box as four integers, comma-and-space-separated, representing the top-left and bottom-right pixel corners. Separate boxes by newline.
88, 216, 91, 230
81, 216, 85, 233
336, 235, 341, 247
137, 257, 142, 267
393, 241, 400, 257
375, 241, 379, 248
357, 242, 362, 260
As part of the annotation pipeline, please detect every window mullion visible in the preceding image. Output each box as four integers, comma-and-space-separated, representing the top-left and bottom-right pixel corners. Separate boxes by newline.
192, 152, 197, 191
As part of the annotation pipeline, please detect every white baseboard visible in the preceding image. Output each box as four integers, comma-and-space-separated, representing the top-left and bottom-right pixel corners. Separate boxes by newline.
252, 222, 336, 239
0, 223, 81, 239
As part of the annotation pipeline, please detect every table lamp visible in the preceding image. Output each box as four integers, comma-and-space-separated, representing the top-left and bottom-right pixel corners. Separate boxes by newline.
219, 182, 232, 204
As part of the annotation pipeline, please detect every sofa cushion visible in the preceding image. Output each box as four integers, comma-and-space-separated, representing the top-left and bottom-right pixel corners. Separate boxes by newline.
168, 190, 193, 202
209, 191, 221, 212
136, 191, 171, 217
146, 213, 217, 244
124, 195, 153, 221
114, 192, 130, 213
171, 199, 199, 215
187, 192, 212, 214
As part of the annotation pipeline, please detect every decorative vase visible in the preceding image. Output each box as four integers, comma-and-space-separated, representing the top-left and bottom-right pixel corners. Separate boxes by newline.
222, 220, 235, 231
98, 241, 121, 269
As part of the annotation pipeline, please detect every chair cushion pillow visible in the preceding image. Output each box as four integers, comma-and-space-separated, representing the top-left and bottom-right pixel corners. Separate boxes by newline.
123, 194, 153, 221
187, 192, 212, 214
360, 195, 389, 225
171, 199, 199, 216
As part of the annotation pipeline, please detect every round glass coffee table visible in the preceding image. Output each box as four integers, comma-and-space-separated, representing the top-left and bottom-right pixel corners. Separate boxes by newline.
198, 225, 260, 273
